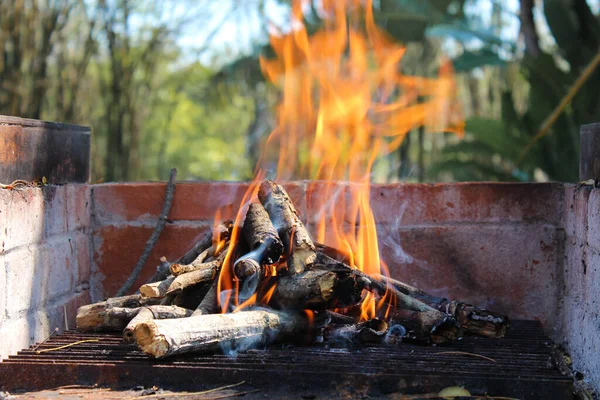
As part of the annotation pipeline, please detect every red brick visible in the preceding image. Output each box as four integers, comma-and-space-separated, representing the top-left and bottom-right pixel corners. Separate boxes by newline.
370, 182, 564, 226
375, 224, 561, 325
94, 224, 211, 297
93, 181, 308, 224
93, 182, 248, 222
306, 181, 362, 226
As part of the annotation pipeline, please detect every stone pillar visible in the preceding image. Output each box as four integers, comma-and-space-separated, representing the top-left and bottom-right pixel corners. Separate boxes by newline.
0, 115, 90, 184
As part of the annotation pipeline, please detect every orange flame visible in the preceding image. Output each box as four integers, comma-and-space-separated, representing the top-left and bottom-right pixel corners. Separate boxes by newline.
216, 0, 462, 318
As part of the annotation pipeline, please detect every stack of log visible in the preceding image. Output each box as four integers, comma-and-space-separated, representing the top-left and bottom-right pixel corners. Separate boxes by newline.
77, 180, 509, 358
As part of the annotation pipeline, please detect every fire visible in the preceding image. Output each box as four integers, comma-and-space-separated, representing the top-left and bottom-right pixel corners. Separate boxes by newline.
216, 0, 462, 318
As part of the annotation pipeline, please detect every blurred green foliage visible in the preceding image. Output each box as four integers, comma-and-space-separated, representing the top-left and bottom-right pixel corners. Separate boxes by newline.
1, 0, 599, 182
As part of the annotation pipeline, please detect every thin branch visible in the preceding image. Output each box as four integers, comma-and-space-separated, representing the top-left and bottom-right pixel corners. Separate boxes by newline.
518, 50, 600, 164
115, 168, 177, 296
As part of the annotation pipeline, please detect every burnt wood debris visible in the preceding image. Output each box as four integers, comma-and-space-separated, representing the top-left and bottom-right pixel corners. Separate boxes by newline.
77, 180, 509, 358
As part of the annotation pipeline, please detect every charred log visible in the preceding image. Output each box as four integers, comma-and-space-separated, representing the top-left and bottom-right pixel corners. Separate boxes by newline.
234, 202, 284, 280
387, 308, 462, 345
325, 319, 390, 347
270, 269, 362, 310
377, 275, 509, 338
192, 278, 220, 316
258, 180, 316, 274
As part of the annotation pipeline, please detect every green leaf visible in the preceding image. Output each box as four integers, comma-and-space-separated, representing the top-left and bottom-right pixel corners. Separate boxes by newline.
452, 48, 506, 71
426, 22, 507, 47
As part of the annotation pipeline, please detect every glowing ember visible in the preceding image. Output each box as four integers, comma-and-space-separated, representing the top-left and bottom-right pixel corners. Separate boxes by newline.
217, 0, 463, 318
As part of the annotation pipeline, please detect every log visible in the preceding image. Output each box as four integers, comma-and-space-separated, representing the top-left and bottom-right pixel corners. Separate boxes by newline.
325, 319, 389, 347
376, 275, 509, 338
192, 278, 220, 316
147, 221, 232, 283
139, 276, 176, 298
122, 305, 193, 343
234, 203, 284, 279
173, 283, 211, 310
313, 253, 432, 313
76, 296, 161, 331
258, 180, 316, 274
134, 309, 309, 358
315, 244, 509, 337
170, 250, 226, 276
270, 269, 362, 310
387, 308, 462, 345
140, 255, 221, 298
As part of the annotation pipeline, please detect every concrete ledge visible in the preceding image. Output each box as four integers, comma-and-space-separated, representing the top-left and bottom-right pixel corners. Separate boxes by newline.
0, 115, 90, 184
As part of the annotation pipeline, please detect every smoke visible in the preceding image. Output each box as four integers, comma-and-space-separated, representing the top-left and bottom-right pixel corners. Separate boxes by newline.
217, 306, 282, 358
233, 247, 263, 303
379, 202, 413, 265
384, 323, 407, 345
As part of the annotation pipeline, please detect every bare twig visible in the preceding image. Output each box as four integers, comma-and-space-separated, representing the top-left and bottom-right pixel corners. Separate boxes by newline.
518, 50, 600, 163
434, 351, 497, 363
36, 339, 100, 354
131, 381, 246, 399
116, 168, 177, 296
31, 327, 59, 351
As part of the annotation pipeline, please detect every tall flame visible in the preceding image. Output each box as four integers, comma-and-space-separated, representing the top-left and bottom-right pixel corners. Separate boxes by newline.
217, 0, 463, 317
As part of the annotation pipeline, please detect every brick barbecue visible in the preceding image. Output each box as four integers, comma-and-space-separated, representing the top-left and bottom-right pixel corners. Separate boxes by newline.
1, 116, 599, 398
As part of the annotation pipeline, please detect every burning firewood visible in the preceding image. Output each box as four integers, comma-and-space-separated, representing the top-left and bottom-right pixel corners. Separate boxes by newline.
148, 221, 233, 283
258, 180, 316, 275
376, 275, 509, 338
234, 202, 284, 279
387, 308, 462, 344
316, 242, 509, 338
75, 178, 510, 359
233, 203, 281, 279
134, 309, 310, 358
270, 269, 362, 310
312, 252, 462, 343
325, 319, 390, 346
192, 278, 220, 316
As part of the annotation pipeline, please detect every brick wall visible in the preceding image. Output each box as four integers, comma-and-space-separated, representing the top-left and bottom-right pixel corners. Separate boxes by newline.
91, 181, 565, 328
4, 180, 599, 391
558, 185, 600, 390
0, 185, 91, 358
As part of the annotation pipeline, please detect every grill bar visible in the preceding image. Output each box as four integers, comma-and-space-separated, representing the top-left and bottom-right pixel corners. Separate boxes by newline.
0, 320, 573, 399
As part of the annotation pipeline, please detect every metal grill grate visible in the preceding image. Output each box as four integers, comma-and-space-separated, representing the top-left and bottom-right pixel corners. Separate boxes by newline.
0, 320, 573, 399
